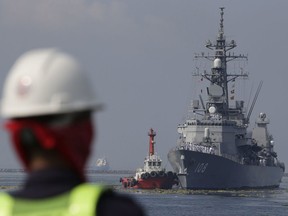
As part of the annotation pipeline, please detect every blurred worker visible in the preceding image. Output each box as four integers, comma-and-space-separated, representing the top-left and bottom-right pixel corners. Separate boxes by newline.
0, 48, 144, 216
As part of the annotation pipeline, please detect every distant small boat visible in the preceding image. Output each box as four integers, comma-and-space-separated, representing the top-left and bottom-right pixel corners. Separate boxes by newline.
95, 157, 110, 171
120, 128, 178, 189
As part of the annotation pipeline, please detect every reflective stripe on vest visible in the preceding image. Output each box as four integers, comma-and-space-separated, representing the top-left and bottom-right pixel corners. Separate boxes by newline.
0, 184, 108, 216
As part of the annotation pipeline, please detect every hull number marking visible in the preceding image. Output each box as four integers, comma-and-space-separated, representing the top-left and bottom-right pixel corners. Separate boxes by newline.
194, 163, 208, 173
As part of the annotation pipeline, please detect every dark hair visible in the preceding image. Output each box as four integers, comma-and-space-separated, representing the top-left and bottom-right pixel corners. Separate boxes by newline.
19, 127, 52, 160
15, 110, 92, 125
18, 110, 92, 162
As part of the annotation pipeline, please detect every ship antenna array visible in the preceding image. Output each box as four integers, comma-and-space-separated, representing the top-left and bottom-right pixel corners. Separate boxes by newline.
246, 80, 263, 123
192, 7, 248, 113
219, 7, 225, 39
199, 94, 206, 112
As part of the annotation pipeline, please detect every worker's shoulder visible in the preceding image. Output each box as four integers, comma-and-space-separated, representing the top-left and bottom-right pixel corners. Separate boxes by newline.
0, 192, 13, 205
75, 183, 145, 216
98, 189, 145, 216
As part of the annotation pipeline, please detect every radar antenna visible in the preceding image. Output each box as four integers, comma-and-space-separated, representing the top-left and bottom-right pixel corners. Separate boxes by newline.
219, 7, 225, 39
192, 7, 248, 117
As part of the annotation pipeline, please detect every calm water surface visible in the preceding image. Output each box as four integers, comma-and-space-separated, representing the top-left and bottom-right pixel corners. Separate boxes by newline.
1, 171, 287, 216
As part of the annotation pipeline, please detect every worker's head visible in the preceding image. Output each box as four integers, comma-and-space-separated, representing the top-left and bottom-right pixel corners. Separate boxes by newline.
0, 48, 102, 178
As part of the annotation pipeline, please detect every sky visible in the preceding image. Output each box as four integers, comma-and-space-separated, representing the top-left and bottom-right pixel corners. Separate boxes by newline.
0, 0, 287, 171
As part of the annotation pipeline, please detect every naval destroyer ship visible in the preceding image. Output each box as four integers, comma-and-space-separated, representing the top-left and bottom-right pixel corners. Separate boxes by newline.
168, 8, 285, 189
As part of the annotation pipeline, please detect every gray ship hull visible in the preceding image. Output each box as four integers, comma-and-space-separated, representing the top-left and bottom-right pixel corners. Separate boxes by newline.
168, 149, 284, 189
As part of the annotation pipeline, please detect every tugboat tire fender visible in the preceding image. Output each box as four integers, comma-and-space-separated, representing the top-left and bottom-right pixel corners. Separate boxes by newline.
167, 171, 173, 177
144, 172, 150, 179
150, 171, 157, 177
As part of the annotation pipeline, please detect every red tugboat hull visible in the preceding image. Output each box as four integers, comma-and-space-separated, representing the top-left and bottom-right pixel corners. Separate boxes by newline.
136, 176, 177, 189
120, 171, 178, 189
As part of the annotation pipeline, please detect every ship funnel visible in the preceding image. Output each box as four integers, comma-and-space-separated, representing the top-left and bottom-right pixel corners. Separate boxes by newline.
213, 58, 221, 68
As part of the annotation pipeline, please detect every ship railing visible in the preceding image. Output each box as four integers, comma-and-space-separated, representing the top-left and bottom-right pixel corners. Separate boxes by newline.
176, 143, 216, 155
175, 144, 247, 165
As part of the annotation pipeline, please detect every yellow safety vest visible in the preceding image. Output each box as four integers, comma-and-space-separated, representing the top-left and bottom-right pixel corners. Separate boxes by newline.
0, 183, 108, 216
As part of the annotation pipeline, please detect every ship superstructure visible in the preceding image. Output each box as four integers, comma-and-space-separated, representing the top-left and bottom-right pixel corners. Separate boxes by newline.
168, 8, 285, 189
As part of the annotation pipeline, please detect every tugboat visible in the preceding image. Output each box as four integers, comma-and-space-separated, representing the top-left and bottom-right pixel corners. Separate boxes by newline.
168, 8, 285, 189
120, 128, 178, 189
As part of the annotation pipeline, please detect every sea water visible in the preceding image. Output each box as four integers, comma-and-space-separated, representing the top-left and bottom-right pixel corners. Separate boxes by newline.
1, 170, 287, 216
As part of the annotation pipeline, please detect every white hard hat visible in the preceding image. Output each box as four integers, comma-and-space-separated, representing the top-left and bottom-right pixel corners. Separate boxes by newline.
1, 48, 102, 118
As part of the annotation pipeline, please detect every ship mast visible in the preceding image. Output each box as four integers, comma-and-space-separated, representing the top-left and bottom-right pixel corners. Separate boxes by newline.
194, 7, 248, 118
148, 128, 156, 156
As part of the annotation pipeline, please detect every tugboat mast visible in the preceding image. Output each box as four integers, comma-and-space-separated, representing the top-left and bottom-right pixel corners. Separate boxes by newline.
148, 128, 156, 156
194, 7, 248, 118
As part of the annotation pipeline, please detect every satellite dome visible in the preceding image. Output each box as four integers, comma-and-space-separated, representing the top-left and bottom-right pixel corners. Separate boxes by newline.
213, 58, 221, 68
